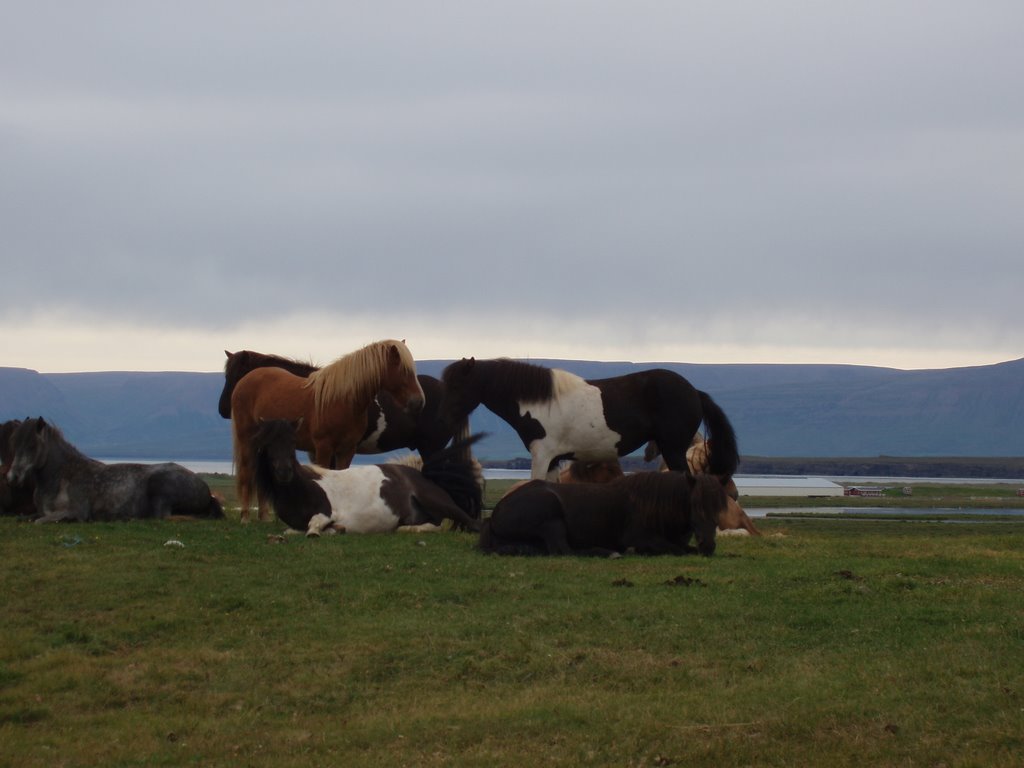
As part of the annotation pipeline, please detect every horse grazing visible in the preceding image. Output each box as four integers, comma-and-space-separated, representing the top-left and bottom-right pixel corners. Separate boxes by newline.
5, 417, 223, 522
440, 358, 739, 481
1, 419, 36, 518
481, 471, 725, 557
230, 339, 425, 522
219, 350, 455, 458
251, 419, 482, 535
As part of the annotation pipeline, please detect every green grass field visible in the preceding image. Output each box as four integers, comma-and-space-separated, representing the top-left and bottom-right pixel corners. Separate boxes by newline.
2, 482, 1023, 767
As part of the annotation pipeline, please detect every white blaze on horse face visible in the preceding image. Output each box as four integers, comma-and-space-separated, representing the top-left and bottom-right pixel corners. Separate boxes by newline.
519, 372, 621, 479
312, 465, 401, 533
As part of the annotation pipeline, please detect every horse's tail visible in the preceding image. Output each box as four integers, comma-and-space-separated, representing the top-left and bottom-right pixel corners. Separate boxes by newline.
231, 417, 257, 509
451, 417, 472, 462
698, 390, 739, 478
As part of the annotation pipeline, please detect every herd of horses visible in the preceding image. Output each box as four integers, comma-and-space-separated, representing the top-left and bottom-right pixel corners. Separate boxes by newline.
1, 338, 760, 557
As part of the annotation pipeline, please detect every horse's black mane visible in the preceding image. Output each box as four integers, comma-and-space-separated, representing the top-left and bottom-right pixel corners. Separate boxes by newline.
17, 418, 93, 466
226, 350, 319, 378
455, 358, 555, 403
613, 472, 721, 531
420, 432, 486, 521
0, 419, 20, 465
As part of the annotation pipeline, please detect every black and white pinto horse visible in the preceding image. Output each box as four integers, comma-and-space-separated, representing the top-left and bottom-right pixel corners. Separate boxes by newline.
440, 358, 740, 481
481, 471, 725, 557
251, 419, 482, 536
219, 350, 458, 459
5, 417, 223, 522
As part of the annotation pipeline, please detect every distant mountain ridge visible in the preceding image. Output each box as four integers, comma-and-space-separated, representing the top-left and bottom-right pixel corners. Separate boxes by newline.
1, 357, 1022, 460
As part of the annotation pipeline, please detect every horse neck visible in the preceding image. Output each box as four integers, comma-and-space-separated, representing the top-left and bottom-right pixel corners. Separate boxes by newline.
35, 430, 97, 486
311, 347, 391, 418
472, 363, 525, 423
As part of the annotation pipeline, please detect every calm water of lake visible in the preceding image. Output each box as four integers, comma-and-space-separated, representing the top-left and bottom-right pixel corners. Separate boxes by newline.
98, 458, 533, 480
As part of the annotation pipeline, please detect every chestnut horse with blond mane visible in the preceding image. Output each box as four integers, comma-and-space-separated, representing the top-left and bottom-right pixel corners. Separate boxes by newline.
230, 339, 424, 521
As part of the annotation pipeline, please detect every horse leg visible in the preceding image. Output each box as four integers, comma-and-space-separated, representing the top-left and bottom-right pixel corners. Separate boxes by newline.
313, 439, 355, 471
306, 513, 344, 537
529, 444, 559, 481
257, 494, 272, 523
236, 462, 253, 523
538, 518, 596, 556
625, 532, 690, 556
659, 445, 689, 473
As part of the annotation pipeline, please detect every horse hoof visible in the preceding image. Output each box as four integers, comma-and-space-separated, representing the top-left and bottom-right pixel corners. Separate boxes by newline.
305, 530, 320, 538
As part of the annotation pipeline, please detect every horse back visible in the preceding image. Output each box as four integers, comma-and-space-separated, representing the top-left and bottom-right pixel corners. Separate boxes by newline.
491, 480, 627, 550
231, 367, 316, 440
588, 369, 701, 454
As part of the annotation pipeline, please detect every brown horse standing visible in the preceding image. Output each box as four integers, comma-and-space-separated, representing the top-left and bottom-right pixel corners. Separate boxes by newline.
230, 339, 424, 521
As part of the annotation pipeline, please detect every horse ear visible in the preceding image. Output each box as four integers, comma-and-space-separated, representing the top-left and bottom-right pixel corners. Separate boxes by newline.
36, 417, 47, 432
225, 350, 233, 359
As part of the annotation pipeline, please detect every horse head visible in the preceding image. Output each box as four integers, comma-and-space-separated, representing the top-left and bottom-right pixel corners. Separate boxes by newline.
252, 418, 302, 485
0, 419, 23, 467
688, 472, 726, 556
6, 417, 50, 487
439, 357, 482, 430
380, 341, 425, 415
218, 350, 242, 418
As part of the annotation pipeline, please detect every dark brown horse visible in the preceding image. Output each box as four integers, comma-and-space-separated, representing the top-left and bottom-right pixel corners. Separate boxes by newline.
230, 339, 425, 522
482, 471, 725, 557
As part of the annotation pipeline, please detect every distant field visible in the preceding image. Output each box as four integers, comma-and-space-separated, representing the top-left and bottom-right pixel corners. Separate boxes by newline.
201, 475, 1024, 517
1, 515, 1022, 767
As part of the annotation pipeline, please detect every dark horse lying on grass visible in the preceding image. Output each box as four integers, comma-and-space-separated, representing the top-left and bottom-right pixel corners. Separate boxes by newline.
481, 471, 726, 557
251, 418, 483, 535
5, 418, 223, 522
1, 419, 36, 517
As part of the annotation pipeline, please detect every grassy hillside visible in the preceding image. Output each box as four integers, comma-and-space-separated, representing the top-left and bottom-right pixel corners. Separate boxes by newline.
2, 356, 1023, 459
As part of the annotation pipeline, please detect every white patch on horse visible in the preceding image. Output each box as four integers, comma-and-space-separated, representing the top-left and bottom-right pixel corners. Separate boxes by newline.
311, 465, 401, 533
519, 370, 621, 479
356, 403, 388, 452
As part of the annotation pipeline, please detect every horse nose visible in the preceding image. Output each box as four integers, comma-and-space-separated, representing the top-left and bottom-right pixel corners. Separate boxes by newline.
407, 393, 425, 414
699, 539, 716, 557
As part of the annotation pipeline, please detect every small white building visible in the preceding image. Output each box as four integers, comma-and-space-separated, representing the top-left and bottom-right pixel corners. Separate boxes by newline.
735, 475, 845, 498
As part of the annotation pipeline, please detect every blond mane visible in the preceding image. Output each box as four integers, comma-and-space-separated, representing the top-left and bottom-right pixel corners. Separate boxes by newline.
305, 339, 416, 419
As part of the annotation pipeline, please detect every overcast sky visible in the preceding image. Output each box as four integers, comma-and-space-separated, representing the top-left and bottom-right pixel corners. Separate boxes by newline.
3, 1, 1022, 373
